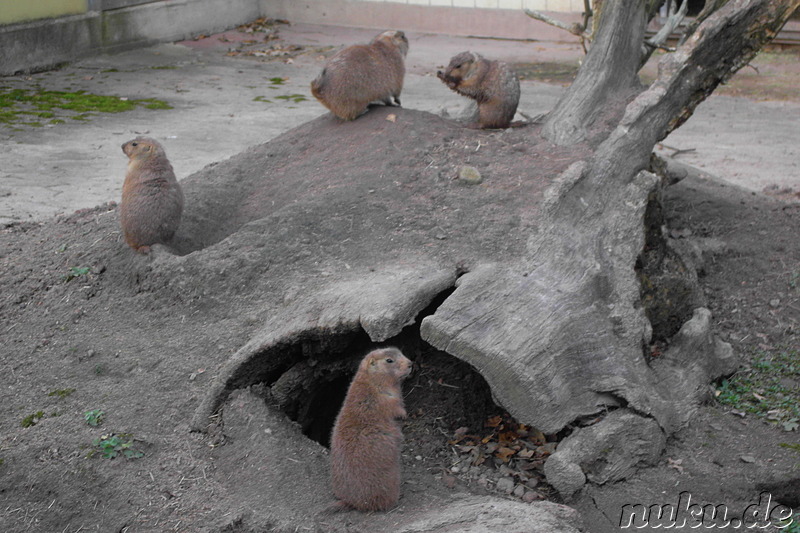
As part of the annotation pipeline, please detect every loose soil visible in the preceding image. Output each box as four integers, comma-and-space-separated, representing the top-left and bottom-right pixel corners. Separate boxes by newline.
1, 28, 799, 533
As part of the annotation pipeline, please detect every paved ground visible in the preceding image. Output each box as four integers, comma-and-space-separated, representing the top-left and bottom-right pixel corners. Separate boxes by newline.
0, 22, 798, 225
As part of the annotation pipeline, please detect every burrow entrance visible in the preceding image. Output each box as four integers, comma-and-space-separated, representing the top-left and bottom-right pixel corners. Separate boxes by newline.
241, 290, 501, 448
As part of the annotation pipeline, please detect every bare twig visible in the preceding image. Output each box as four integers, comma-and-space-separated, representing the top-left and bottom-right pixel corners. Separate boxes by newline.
641, 0, 688, 66
524, 9, 591, 43
580, 0, 594, 53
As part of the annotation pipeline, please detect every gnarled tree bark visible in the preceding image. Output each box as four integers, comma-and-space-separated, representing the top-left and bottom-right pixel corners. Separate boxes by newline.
182, 0, 798, 497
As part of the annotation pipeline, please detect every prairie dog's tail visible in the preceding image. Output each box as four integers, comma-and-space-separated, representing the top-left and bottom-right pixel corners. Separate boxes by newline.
310, 69, 326, 100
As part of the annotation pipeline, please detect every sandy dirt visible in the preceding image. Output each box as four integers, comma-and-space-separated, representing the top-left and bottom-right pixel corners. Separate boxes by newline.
0, 20, 798, 533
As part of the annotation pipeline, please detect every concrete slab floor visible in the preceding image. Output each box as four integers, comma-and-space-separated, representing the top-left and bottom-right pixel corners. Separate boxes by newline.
0, 22, 798, 225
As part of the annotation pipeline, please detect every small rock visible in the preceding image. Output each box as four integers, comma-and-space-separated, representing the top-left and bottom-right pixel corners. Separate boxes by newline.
496, 477, 515, 494
450, 466, 460, 473
442, 474, 457, 489
476, 476, 489, 488
513, 484, 526, 498
740, 455, 756, 463
498, 465, 515, 476
522, 490, 542, 503
457, 165, 483, 184
769, 299, 780, 308
415, 455, 423, 461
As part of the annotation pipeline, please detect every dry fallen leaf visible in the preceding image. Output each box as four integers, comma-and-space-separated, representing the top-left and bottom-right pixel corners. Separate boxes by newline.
499, 430, 519, 445
485, 415, 503, 428
386, 114, 397, 122
518, 448, 535, 459
495, 446, 517, 462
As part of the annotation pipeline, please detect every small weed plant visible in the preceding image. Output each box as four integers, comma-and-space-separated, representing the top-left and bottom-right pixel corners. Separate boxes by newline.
84, 409, 104, 427
48, 388, 76, 399
63, 266, 90, 282
90, 433, 143, 460
716, 347, 800, 431
780, 513, 800, 533
21, 411, 45, 428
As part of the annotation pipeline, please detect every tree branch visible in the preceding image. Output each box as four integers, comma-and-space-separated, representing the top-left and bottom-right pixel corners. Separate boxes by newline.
542, 1, 648, 146
678, 0, 731, 46
523, 9, 591, 42
609, 0, 800, 158
641, 0, 688, 67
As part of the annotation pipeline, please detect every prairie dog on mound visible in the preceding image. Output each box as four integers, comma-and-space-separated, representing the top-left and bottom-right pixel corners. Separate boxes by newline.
120, 136, 183, 254
437, 51, 520, 129
311, 30, 409, 121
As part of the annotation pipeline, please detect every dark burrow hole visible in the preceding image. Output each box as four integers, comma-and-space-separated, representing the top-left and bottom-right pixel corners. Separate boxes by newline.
636, 182, 705, 347
244, 290, 502, 449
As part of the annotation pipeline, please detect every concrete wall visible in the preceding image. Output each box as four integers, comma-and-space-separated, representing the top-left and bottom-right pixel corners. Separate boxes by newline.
0, 0, 269, 75
0, 0, 88, 25
1, 0, 582, 75
264, 0, 583, 41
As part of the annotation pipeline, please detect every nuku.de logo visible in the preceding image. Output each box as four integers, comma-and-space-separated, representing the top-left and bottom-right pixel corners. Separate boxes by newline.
619, 491, 794, 529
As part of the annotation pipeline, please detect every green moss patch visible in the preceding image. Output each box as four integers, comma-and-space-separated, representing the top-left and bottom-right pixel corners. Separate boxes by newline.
0, 87, 172, 126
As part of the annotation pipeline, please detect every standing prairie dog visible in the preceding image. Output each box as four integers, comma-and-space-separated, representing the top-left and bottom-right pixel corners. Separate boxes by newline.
437, 51, 520, 129
120, 136, 183, 254
330, 347, 412, 512
311, 30, 409, 121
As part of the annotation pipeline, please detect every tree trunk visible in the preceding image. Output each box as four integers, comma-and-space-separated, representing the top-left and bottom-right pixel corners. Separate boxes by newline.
183, 0, 798, 495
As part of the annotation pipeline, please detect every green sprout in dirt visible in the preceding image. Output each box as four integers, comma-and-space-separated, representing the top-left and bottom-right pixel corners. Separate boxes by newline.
780, 513, 800, 533
90, 433, 143, 459
84, 409, 104, 427
275, 94, 308, 103
48, 388, 76, 399
63, 266, 90, 282
21, 411, 45, 428
790, 270, 799, 291
716, 347, 800, 431
0, 87, 172, 126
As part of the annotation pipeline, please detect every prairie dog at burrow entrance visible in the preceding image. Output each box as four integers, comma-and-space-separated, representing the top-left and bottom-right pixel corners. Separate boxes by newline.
329, 347, 412, 511
437, 51, 520, 129
311, 30, 409, 121
120, 136, 184, 254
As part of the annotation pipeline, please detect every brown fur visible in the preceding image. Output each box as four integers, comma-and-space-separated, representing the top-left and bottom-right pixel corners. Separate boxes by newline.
311, 30, 409, 121
437, 51, 521, 129
329, 347, 412, 511
120, 136, 184, 254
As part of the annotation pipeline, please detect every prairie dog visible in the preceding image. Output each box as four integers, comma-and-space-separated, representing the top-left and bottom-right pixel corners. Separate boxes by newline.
311, 30, 409, 121
329, 347, 412, 511
120, 136, 183, 254
437, 51, 520, 129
